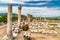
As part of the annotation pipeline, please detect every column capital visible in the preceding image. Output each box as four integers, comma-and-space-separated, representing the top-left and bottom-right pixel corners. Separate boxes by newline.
18, 6, 22, 9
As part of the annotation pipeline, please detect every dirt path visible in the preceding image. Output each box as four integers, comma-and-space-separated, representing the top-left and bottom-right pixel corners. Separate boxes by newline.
31, 33, 56, 40
15, 31, 24, 40
15, 31, 60, 40
0, 27, 7, 39
0, 28, 60, 40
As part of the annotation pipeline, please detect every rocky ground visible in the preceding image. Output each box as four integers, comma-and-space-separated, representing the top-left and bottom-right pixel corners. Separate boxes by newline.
0, 27, 60, 40
0, 26, 7, 39
14, 31, 60, 40
0, 21, 60, 40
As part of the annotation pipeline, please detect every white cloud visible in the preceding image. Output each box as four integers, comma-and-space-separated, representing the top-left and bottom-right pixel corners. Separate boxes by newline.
0, 0, 52, 5
0, 6, 18, 13
0, 6, 60, 17
0, 0, 24, 4
0, 6, 7, 13
22, 7, 60, 17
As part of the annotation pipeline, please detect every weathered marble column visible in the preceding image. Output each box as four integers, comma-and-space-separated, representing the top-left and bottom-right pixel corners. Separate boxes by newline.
7, 4, 13, 40
43, 17, 48, 28
18, 6, 22, 28
37, 17, 41, 22
27, 14, 33, 22
44, 17, 47, 21
27, 14, 30, 22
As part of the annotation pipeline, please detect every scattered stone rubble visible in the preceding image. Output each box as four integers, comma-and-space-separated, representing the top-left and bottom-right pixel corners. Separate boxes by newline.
1, 20, 60, 40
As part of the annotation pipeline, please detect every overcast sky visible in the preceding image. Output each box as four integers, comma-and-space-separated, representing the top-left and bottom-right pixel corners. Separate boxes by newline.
0, 0, 60, 17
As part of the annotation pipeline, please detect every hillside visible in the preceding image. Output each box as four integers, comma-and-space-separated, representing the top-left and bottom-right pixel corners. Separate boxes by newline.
0, 13, 27, 23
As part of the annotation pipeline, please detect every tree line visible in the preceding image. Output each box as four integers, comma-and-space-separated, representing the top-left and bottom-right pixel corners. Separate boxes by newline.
0, 13, 60, 23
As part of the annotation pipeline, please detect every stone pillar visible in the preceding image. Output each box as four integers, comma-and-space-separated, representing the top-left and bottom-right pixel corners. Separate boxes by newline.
43, 17, 48, 28
18, 6, 22, 28
7, 4, 13, 40
37, 17, 41, 22
44, 17, 47, 22
30, 15, 32, 22
27, 14, 33, 22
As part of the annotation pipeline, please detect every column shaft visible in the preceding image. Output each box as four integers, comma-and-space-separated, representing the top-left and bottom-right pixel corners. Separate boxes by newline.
7, 4, 13, 40
18, 6, 21, 28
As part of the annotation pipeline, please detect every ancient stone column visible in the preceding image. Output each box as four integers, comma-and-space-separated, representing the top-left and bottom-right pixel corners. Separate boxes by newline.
43, 17, 48, 28
7, 4, 13, 40
27, 14, 33, 22
37, 17, 41, 22
44, 17, 47, 22
18, 6, 22, 28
